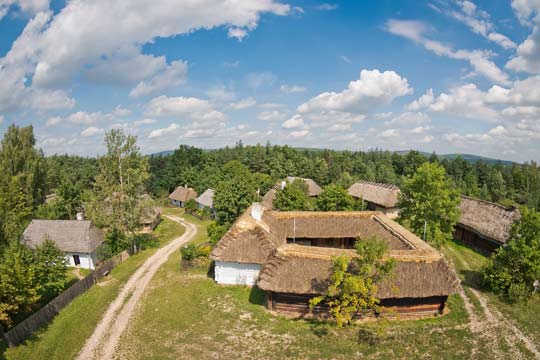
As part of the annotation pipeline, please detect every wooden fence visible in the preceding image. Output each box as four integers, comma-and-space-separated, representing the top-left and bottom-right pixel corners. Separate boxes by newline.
3, 250, 130, 347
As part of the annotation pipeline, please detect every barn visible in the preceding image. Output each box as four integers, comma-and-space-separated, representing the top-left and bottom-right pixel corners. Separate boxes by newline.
454, 196, 521, 253
211, 204, 460, 317
347, 181, 400, 219
21, 220, 104, 269
168, 185, 197, 207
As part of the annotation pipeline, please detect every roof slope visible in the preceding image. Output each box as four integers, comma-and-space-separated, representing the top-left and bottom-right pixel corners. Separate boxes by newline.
347, 181, 400, 208
257, 244, 460, 299
168, 186, 198, 202
458, 196, 521, 244
22, 220, 104, 253
285, 177, 322, 197
196, 189, 215, 208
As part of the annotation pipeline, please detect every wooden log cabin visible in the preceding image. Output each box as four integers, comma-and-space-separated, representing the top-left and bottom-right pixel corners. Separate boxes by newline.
211, 204, 460, 318
454, 196, 521, 253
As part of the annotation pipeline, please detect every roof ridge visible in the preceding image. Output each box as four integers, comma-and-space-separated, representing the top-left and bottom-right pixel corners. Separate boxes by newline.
460, 195, 517, 211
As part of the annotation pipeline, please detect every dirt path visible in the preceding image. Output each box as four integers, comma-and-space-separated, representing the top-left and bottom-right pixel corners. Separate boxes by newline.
76, 215, 197, 360
445, 245, 540, 359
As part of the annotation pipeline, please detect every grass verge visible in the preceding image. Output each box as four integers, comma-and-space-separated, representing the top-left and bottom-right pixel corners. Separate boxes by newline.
2, 218, 185, 360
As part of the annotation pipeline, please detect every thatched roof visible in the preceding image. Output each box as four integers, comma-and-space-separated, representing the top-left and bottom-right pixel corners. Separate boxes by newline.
273, 212, 411, 250
283, 177, 322, 197
168, 186, 198, 202
195, 189, 215, 208
261, 189, 276, 208
458, 196, 521, 245
210, 206, 286, 264
347, 181, 400, 208
21, 220, 104, 253
141, 207, 162, 225
257, 244, 460, 299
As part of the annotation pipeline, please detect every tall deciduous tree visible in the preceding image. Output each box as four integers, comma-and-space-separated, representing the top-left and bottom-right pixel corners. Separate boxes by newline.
398, 162, 460, 247
316, 185, 354, 211
273, 179, 311, 211
89, 130, 150, 251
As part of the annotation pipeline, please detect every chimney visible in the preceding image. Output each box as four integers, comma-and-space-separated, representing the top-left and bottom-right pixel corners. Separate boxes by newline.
76, 211, 84, 221
251, 203, 263, 221
280, 181, 286, 190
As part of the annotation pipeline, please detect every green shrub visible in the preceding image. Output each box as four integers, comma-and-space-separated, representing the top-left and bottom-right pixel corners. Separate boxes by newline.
181, 244, 200, 261
508, 283, 531, 304
207, 221, 229, 245
185, 199, 198, 213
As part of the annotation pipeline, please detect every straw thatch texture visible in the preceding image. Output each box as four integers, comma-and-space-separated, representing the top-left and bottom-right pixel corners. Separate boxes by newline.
195, 189, 215, 208
273, 211, 411, 250
21, 220, 104, 253
283, 177, 322, 197
168, 186, 198, 202
347, 181, 400, 208
458, 196, 521, 245
257, 244, 460, 299
261, 189, 276, 208
210, 207, 286, 264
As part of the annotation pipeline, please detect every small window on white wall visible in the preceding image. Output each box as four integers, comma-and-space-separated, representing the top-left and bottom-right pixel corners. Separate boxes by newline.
73, 255, 81, 266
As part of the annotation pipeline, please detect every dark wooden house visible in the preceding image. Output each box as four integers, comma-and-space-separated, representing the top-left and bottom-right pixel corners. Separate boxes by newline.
454, 196, 521, 253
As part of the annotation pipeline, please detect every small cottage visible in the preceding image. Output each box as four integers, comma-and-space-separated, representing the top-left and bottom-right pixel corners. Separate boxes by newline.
168, 185, 198, 207
283, 176, 322, 197
211, 205, 460, 318
348, 181, 400, 219
21, 220, 104, 269
454, 196, 521, 253
195, 189, 215, 211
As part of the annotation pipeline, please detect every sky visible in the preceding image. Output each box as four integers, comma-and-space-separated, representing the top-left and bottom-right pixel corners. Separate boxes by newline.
0, 0, 539, 162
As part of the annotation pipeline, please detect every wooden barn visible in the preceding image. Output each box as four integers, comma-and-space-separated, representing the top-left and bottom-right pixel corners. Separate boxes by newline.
347, 181, 400, 219
211, 205, 460, 318
168, 185, 197, 207
454, 196, 521, 253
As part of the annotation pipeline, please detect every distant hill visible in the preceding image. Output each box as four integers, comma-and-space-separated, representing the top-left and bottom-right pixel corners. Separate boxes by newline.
149, 148, 516, 165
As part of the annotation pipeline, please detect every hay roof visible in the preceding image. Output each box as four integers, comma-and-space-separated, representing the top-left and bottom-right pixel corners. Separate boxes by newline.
21, 220, 104, 253
168, 186, 198, 202
283, 177, 322, 197
347, 181, 400, 208
261, 189, 276, 208
210, 206, 286, 264
458, 196, 521, 245
257, 244, 460, 298
196, 189, 215, 208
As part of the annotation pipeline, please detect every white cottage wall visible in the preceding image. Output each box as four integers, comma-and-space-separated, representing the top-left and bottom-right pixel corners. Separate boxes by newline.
214, 261, 262, 286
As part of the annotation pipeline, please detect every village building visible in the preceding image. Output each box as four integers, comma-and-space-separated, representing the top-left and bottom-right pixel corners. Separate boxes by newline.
195, 188, 215, 212
211, 204, 460, 318
454, 196, 521, 253
348, 181, 401, 219
168, 185, 197, 207
140, 206, 162, 232
262, 177, 322, 209
21, 220, 104, 269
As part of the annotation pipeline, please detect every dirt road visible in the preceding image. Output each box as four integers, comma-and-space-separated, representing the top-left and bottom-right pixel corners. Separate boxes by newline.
76, 215, 196, 360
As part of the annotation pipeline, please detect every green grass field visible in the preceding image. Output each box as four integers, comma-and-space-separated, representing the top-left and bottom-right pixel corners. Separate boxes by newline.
2, 216, 185, 360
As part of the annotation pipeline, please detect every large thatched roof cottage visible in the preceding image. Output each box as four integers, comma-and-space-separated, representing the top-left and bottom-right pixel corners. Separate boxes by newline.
454, 196, 521, 253
22, 220, 104, 269
168, 185, 197, 207
211, 204, 460, 318
347, 181, 401, 219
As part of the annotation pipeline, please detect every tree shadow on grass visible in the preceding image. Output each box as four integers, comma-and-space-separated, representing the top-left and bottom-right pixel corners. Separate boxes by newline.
248, 286, 266, 306
0, 339, 7, 360
459, 269, 484, 290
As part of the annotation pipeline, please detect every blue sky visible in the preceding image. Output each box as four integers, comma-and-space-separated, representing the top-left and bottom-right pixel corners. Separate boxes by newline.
0, 0, 539, 162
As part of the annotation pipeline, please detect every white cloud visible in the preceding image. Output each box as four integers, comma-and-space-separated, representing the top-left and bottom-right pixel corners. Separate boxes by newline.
280, 84, 307, 93
406, 88, 434, 111
0, 0, 49, 20
227, 27, 248, 41
80, 126, 104, 137
307, 110, 365, 124
411, 126, 430, 134
422, 135, 434, 142
385, 112, 430, 126
385, 19, 510, 84
206, 85, 235, 101
229, 97, 256, 110
0, 0, 291, 110
129, 60, 188, 97
135, 118, 157, 125
289, 130, 309, 138
246, 72, 275, 89
511, 0, 540, 25
488, 125, 507, 136
298, 69, 412, 114
506, 26, 540, 73
45, 116, 61, 127
282, 114, 304, 129
381, 129, 399, 138
146, 95, 227, 128
314, 3, 338, 11
257, 110, 287, 121
429, 83, 498, 119
148, 123, 179, 138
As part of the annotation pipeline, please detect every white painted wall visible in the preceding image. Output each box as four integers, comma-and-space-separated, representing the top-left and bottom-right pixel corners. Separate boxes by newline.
64, 252, 97, 270
214, 261, 261, 286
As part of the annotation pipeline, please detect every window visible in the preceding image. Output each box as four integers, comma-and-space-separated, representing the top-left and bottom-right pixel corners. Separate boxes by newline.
73, 254, 81, 266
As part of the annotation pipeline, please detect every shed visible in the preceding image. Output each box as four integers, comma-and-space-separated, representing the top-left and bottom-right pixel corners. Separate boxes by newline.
21, 220, 104, 269
454, 196, 521, 253
348, 181, 401, 219
195, 189, 215, 210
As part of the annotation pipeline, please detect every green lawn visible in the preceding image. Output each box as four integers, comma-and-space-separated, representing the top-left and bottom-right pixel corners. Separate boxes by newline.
2, 217, 185, 360
116, 221, 481, 359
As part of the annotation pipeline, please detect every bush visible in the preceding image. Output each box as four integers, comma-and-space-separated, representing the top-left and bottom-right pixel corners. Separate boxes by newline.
180, 244, 200, 261
185, 199, 198, 213
508, 283, 531, 304
207, 222, 229, 245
